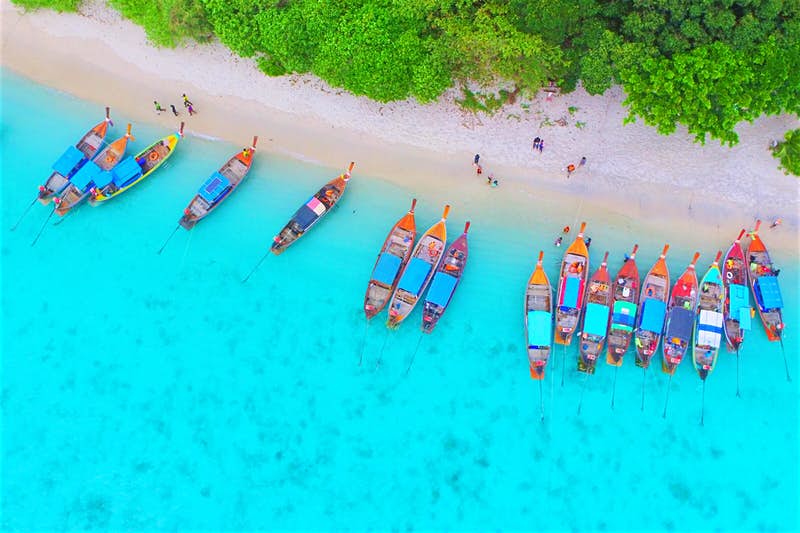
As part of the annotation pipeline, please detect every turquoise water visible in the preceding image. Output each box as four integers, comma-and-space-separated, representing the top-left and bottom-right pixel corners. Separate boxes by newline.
2, 68, 798, 531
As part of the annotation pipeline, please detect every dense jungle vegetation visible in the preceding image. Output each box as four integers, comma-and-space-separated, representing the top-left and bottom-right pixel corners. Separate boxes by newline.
12, 0, 800, 150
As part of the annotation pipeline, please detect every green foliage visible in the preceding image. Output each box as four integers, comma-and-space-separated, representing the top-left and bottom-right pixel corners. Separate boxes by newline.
13, 0, 800, 144
10, 0, 79, 11
110, 0, 212, 47
772, 129, 800, 176
455, 88, 506, 114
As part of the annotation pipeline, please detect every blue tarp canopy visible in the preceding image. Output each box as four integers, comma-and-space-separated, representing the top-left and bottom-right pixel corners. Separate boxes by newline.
94, 170, 114, 188
612, 300, 636, 329
52, 145, 85, 176
729, 283, 749, 313
70, 161, 102, 190
111, 156, 142, 187
640, 299, 666, 333
398, 257, 431, 295
527, 310, 552, 347
666, 307, 694, 341
426, 272, 458, 307
561, 276, 580, 309
199, 172, 230, 203
293, 205, 318, 230
372, 253, 402, 286
756, 276, 783, 310
738, 306, 752, 331
583, 303, 610, 337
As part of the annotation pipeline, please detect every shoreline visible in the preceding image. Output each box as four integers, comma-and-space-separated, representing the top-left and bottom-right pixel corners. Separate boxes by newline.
1, 0, 798, 254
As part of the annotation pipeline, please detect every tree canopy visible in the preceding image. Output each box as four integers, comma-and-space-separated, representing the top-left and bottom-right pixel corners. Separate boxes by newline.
13, 0, 800, 146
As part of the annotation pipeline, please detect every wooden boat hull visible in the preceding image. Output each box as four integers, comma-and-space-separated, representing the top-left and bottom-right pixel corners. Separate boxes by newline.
606, 246, 640, 366
634, 245, 670, 369
421, 222, 470, 333
271, 163, 354, 255
38, 109, 112, 204
525, 251, 553, 380
55, 125, 134, 216
91, 125, 184, 203
662, 253, 699, 375
693, 255, 725, 380
554, 223, 589, 345
179, 139, 257, 230
386, 206, 449, 329
578, 252, 611, 374
722, 230, 750, 351
746, 221, 784, 342
364, 200, 417, 320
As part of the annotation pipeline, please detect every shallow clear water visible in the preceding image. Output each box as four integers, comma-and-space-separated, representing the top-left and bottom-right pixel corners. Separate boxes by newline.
2, 69, 798, 531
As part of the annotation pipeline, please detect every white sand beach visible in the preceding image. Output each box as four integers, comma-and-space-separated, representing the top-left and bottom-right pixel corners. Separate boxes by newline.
2, 0, 798, 251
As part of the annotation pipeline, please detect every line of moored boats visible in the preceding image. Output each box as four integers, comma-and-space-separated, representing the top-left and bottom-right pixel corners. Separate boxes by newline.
15, 110, 789, 424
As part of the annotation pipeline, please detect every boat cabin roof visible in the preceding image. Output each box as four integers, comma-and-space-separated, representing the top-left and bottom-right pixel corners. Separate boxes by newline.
426, 272, 457, 307
53, 145, 85, 175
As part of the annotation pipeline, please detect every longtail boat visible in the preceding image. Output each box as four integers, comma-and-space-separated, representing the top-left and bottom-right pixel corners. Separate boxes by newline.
693, 251, 725, 381
578, 251, 611, 374
421, 221, 470, 333
179, 137, 258, 230
54, 124, 135, 217
38, 107, 112, 203
271, 162, 354, 255
386, 205, 450, 329
554, 222, 589, 345
363, 199, 418, 319
722, 229, 751, 352
693, 251, 725, 424
662, 252, 700, 375
634, 244, 670, 368
91, 123, 185, 203
746, 221, 784, 342
525, 251, 553, 380
606, 244, 640, 366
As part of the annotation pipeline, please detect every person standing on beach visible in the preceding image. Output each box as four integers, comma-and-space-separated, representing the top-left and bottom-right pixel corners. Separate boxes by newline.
170, 104, 179, 116
187, 103, 196, 116
474, 154, 480, 165
567, 164, 576, 178
579, 156, 587, 167
492, 178, 498, 187
182, 93, 193, 107
476, 164, 482, 175
153, 101, 164, 114
538, 139, 544, 153
533, 137, 541, 151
